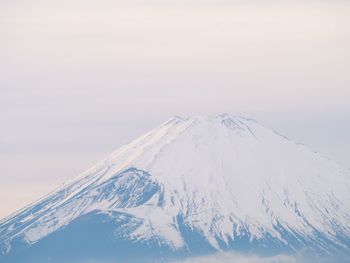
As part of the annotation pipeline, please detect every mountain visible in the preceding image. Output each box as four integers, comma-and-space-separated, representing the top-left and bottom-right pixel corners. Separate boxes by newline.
1, 114, 350, 263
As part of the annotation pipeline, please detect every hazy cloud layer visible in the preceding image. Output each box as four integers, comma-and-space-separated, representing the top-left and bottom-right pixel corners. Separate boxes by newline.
175, 252, 299, 263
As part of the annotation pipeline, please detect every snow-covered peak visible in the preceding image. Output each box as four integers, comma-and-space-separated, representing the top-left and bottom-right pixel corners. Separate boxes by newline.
1, 115, 350, 262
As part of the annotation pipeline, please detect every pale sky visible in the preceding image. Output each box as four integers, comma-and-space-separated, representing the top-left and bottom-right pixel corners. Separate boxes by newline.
1, 0, 349, 219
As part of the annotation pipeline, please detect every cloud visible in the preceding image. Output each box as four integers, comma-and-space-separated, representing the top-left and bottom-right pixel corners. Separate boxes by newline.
174, 252, 299, 263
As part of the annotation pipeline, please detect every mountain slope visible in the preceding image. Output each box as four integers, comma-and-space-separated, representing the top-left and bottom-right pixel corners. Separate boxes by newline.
1, 114, 350, 262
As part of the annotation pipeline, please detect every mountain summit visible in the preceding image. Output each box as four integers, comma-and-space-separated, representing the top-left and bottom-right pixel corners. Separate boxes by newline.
1, 115, 350, 262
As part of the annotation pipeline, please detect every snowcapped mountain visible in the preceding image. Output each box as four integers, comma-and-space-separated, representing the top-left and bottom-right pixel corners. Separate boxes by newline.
1, 114, 350, 263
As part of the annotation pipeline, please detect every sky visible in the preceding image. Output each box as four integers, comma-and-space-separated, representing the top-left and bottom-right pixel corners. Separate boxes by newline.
0, 0, 350, 219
